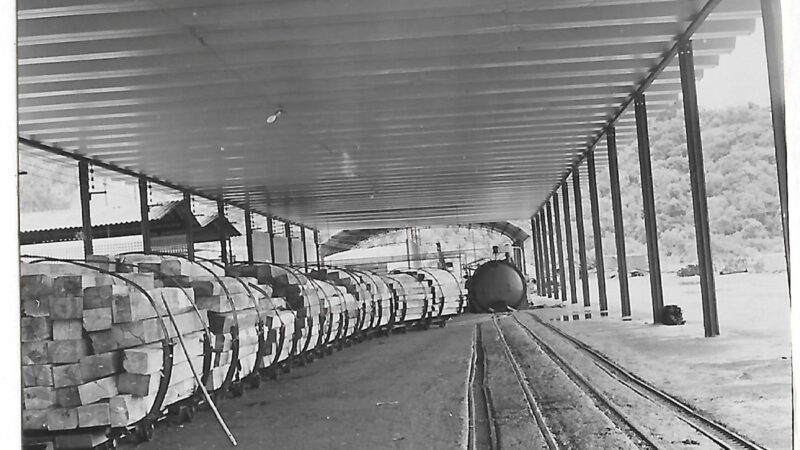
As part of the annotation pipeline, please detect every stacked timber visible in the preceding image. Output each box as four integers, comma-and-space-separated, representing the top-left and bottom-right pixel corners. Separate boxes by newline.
403, 269, 465, 320
118, 254, 268, 389
310, 269, 373, 335
355, 271, 394, 329
310, 278, 359, 343
20, 260, 206, 435
385, 272, 431, 322
228, 264, 319, 358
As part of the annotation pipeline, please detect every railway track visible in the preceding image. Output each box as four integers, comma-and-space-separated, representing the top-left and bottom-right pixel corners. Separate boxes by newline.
514, 312, 769, 450
492, 314, 656, 450
489, 316, 560, 450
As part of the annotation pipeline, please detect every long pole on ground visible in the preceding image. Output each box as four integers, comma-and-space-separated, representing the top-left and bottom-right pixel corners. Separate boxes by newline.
606, 127, 632, 319
586, 150, 609, 316
572, 168, 591, 308
561, 183, 578, 304
635, 94, 664, 324
158, 294, 238, 446
679, 39, 719, 337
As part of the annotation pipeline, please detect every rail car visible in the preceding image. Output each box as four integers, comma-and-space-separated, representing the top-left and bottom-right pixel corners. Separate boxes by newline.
467, 259, 528, 313
20, 255, 465, 450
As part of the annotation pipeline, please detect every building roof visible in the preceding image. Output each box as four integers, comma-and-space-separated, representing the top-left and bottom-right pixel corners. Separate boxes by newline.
19, 199, 241, 244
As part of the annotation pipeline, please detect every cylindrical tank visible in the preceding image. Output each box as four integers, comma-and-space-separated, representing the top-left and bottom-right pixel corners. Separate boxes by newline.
468, 260, 527, 313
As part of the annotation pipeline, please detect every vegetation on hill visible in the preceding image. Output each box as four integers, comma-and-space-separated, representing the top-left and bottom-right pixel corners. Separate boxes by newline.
588, 102, 783, 272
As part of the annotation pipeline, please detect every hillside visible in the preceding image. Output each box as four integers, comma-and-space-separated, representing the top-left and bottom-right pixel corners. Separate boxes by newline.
589, 103, 783, 272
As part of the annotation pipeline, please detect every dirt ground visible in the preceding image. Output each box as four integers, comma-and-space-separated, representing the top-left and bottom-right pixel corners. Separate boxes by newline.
129, 319, 479, 450
532, 272, 792, 449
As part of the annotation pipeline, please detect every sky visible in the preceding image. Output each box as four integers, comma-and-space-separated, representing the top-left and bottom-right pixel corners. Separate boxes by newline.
696, 20, 771, 109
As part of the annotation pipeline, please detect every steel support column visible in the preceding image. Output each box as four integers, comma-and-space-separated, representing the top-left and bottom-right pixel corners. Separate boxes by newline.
561, 183, 578, 304
552, 192, 568, 302
545, 201, 559, 300
679, 40, 719, 337
539, 210, 553, 298
531, 217, 543, 296
535, 216, 547, 297
301, 227, 309, 271
183, 192, 194, 260
635, 94, 665, 324
217, 199, 229, 265
572, 169, 591, 308
78, 160, 93, 257
137, 177, 151, 253
285, 222, 294, 265
606, 127, 632, 319
314, 229, 322, 268
587, 150, 609, 315
267, 217, 276, 262
244, 208, 254, 262
761, 0, 790, 283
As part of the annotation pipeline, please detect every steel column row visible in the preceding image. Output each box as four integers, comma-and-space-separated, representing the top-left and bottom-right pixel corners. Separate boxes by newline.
586, 150, 608, 315
545, 202, 559, 300
561, 183, 578, 304
635, 94, 665, 324
679, 40, 719, 337
552, 193, 568, 302
531, 217, 542, 296
572, 170, 591, 308
606, 127, 632, 319
540, 210, 552, 297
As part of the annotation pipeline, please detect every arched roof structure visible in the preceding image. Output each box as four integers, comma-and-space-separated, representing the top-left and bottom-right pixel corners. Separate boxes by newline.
320, 222, 529, 258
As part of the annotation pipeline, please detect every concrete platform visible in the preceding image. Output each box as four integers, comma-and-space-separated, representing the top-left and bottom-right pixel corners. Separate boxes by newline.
531, 272, 791, 449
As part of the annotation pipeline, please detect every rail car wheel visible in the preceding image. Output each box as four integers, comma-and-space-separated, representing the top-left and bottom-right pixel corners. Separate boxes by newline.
102, 435, 119, 450
134, 422, 155, 443
326, 346, 334, 355
231, 382, 245, 398
248, 374, 262, 389
180, 403, 196, 423
438, 320, 447, 328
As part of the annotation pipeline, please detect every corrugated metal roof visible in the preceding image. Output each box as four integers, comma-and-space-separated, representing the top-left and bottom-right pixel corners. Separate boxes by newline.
17, 0, 760, 229
19, 199, 182, 233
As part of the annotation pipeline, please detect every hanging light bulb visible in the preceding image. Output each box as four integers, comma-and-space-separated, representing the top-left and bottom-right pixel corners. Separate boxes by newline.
266, 107, 284, 124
